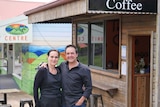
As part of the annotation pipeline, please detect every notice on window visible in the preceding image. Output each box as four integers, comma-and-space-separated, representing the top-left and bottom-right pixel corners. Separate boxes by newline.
121, 61, 127, 75
121, 45, 126, 60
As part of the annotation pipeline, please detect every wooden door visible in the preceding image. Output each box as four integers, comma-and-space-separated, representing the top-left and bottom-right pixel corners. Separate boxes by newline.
131, 36, 150, 107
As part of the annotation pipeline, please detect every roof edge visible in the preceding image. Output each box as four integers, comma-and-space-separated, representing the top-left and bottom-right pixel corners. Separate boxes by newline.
24, 0, 75, 15
87, 10, 157, 15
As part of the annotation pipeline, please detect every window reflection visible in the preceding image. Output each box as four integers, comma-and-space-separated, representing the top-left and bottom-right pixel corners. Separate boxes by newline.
91, 22, 103, 67
77, 24, 88, 65
0, 44, 8, 74
14, 43, 22, 76
76, 19, 120, 72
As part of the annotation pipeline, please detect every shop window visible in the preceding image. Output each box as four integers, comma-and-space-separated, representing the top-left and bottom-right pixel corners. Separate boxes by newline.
90, 22, 103, 67
14, 43, 22, 77
77, 24, 88, 65
3, 44, 7, 59
76, 19, 120, 74
0, 44, 8, 73
0, 44, 2, 58
3, 44, 7, 67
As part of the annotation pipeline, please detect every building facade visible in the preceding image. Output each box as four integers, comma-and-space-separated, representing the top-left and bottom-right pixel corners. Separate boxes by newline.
24, 0, 160, 107
0, 15, 72, 94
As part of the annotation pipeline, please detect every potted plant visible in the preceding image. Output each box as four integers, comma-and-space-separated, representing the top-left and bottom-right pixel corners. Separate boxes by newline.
135, 58, 145, 74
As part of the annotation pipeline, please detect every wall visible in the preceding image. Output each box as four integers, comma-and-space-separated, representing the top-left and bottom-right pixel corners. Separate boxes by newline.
72, 14, 156, 107
122, 14, 156, 107
14, 23, 72, 94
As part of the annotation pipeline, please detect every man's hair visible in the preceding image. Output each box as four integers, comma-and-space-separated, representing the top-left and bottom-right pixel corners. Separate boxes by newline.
65, 44, 78, 53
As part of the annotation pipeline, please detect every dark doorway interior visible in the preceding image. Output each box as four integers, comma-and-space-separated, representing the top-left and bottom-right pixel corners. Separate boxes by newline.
106, 19, 119, 69
132, 36, 150, 107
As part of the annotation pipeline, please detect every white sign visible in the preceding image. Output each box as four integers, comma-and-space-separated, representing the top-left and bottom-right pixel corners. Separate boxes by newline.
0, 15, 32, 43
121, 61, 127, 75
121, 45, 126, 59
106, 0, 142, 11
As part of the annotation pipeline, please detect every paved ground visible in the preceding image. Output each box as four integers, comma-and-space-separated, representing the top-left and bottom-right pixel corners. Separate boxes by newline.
0, 74, 34, 107
0, 74, 19, 89
0, 91, 34, 107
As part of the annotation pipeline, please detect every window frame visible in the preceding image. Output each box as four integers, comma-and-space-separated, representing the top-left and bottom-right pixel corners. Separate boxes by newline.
75, 17, 122, 78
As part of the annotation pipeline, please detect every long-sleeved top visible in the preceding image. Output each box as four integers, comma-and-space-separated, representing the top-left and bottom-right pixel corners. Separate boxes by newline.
59, 61, 92, 107
33, 67, 62, 107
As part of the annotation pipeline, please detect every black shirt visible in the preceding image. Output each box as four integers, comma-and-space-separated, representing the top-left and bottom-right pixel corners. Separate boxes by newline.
33, 67, 62, 107
59, 61, 92, 107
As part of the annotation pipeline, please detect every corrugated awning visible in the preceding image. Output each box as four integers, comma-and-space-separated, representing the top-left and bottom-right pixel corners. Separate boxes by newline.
24, 0, 157, 24
87, 10, 156, 15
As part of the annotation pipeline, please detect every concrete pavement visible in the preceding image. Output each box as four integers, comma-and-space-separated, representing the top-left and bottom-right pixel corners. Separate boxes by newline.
0, 74, 34, 107
0, 90, 34, 107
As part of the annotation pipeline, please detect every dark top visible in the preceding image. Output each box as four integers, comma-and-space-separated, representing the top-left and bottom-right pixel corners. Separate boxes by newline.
59, 61, 92, 107
33, 67, 62, 107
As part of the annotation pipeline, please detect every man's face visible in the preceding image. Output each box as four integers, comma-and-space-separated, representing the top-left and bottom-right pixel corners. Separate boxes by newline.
65, 47, 78, 63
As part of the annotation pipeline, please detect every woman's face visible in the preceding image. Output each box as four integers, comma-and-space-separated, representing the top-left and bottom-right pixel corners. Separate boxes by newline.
48, 51, 59, 66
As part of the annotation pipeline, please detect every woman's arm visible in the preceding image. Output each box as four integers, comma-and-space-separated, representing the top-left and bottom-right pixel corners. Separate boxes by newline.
33, 68, 45, 106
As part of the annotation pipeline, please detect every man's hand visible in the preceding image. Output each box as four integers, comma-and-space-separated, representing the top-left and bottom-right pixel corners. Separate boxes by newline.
75, 96, 86, 106
39, 62, 48, 68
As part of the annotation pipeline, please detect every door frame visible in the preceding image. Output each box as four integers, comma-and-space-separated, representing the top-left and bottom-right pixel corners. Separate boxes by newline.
127, 31, 154, 107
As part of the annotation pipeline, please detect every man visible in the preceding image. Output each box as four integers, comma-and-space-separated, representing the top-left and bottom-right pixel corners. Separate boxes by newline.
40, 44, 92, 107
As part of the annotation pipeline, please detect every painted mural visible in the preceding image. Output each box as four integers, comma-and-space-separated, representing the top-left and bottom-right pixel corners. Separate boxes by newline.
22, 45, 66, 65
20, 45, 66, 94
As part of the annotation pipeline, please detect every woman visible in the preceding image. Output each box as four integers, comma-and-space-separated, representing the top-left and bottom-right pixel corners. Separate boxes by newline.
33, 49, 62, 107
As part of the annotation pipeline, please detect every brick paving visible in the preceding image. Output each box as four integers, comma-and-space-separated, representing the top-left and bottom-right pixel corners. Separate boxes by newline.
0, 91, 34, 107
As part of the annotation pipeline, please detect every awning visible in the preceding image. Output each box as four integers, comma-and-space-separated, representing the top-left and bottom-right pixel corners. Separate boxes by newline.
87, 10, 156, 15
24, 0, 157, 24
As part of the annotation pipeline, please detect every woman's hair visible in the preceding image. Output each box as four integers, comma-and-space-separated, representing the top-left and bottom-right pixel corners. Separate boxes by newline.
65, 44, 78, 53
47, 49, 60, 57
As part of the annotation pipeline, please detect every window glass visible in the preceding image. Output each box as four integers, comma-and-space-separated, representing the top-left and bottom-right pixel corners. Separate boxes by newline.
3, 44, 7, 59
0, 44, 2, 58
77, 24, 88, 65
90, 22, 103, 67
0, 44, 8, 74
76, 19, 120, 74
3, 44, 7, 68
14, 43, 22, 76
0, 44, 2, 73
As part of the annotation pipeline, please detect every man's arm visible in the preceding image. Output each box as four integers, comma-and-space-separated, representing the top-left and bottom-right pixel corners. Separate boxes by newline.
82, 68, 92, 98
76, 67, 92, 106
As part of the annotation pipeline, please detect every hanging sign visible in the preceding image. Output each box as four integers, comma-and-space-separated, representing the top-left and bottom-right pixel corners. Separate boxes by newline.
89, 0, 157, 13
0, 15, 32, 43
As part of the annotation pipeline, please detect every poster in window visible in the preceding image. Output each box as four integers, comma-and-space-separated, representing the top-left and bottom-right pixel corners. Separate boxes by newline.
121, 45, 126, 60
121, 61, 127, 75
